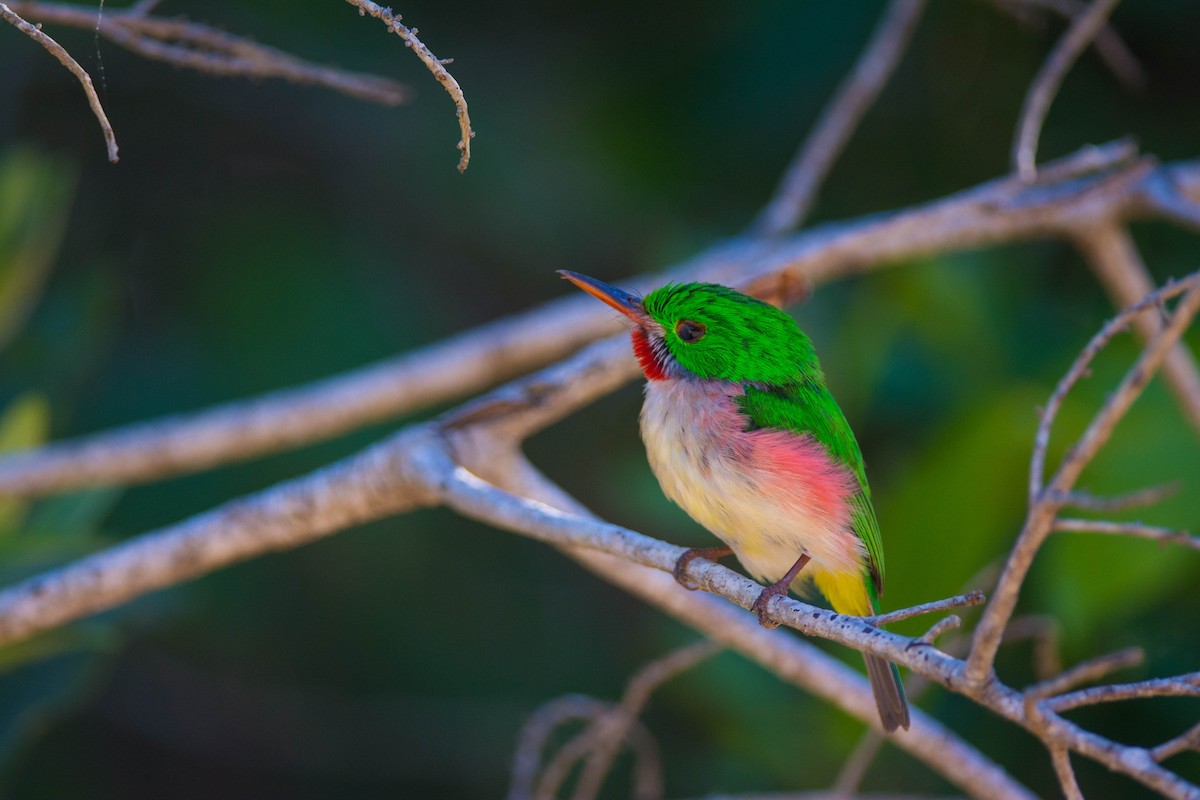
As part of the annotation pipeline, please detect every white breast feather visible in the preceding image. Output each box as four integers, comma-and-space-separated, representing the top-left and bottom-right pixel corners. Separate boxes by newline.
640, 379, 864, 584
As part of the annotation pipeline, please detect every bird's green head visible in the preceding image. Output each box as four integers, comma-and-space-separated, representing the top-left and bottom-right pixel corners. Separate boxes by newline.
559, 271, 820, 384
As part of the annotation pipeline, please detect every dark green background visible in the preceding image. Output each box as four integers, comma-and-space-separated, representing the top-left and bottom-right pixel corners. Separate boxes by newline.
1, 1, 1198, 797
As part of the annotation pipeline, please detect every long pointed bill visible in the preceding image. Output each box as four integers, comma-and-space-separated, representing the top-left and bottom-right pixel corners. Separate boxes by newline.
558, 270, 649, 324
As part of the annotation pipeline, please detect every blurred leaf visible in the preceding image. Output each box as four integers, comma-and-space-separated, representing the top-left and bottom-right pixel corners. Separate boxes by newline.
0, 393, 48, 534
0, 147, 75, 352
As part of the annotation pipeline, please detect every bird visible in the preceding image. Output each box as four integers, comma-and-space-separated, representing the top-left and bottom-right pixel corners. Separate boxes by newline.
559, 269, 910, 732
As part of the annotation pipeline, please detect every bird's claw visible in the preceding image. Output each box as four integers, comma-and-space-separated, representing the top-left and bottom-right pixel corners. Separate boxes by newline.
671, 546, 734, 591
751, 586, 785, 629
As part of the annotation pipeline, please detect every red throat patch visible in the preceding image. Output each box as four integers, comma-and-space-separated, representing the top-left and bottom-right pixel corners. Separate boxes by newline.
631, 328, 668, 381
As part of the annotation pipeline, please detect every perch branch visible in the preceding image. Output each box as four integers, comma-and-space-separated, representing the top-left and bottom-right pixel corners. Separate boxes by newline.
1012, 0, 1122, 180
751, 0, 927, 235
343, 0, 473, 171
1, 2, 118, 162
6, 0, 408, 105
4, 140, 1198, 499
5, 272, 1200, 796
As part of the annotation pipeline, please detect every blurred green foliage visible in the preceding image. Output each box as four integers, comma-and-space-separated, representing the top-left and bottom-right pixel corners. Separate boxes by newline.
2, 1, 1199, 798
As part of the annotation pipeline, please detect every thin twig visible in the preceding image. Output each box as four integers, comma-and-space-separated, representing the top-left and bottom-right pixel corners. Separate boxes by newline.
1012, 0, 1122, 180
1026, 647, 1144, 700
532, 712, 660, 800
510, 695, 612, 800
1152, 722, 1200, 764
1054, 518, 1200, 550
1050, 747, 1085, 800
971, 274, 1200, 686
1028, 272, 1200, 501
910, 616, 962, 648
989, 0, 1146, 91
1074, 223, 1200, 431
344, 0, 473, 171
751, 0, 927, 235
1, 3, 119, 162
571, 641, 719, 800
8, 1, 408, 105
1049, 673, 1200, 712
867, 591, 986, 626
1053, 482, 1180, 512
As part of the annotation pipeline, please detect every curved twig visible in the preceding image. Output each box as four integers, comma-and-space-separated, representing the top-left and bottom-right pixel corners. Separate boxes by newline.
1012, 0, 1122, 180
1, 3, 119, 162
344, 0, 473, 171
751, 0, 927, 235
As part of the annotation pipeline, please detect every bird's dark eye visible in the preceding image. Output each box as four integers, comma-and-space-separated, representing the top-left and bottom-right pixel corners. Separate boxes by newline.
675, 320, 706, 343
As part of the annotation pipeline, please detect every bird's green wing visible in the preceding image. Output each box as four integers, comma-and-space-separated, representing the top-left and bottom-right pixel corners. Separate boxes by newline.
737, 382, 886, 596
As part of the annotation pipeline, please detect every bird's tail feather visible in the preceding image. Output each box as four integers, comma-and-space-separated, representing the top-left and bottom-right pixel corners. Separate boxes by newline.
865, 653, 910, 732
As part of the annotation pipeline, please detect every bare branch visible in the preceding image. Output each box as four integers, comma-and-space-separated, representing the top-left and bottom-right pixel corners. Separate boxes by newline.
867, 590, 985, 626
1139, 167, 1200, 231
1027, 647, 1144, 700
1054, 518, 1200, 550
1074, 223, 1200, 431
1012, 0, 1122, 180
1029, 272, 1200, 499
568, 641, 719, 800
989, 0, 1146, 91
531, 709, 660, 800
344, 0, 474, 171
1050, 746, 1085, 800
10, 270, 1200, 796
1049, 673, 1200, 712
0, 426, 440, 646
970, 273, 1200, 686
2, 140, 1193, 500
1, 3, 118, 162
751, 0, 927, 235
911, 615, 962, 648
1152, 722, 1200, 764
1054, 482, 1180, 512
7, 1, 408, 105
509, 695, 619, 800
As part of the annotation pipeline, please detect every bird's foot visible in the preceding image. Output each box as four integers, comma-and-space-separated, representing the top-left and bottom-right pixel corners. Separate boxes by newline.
751, 584, 788, 629
751, 553, 811, 629
672, 546, 734, 590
